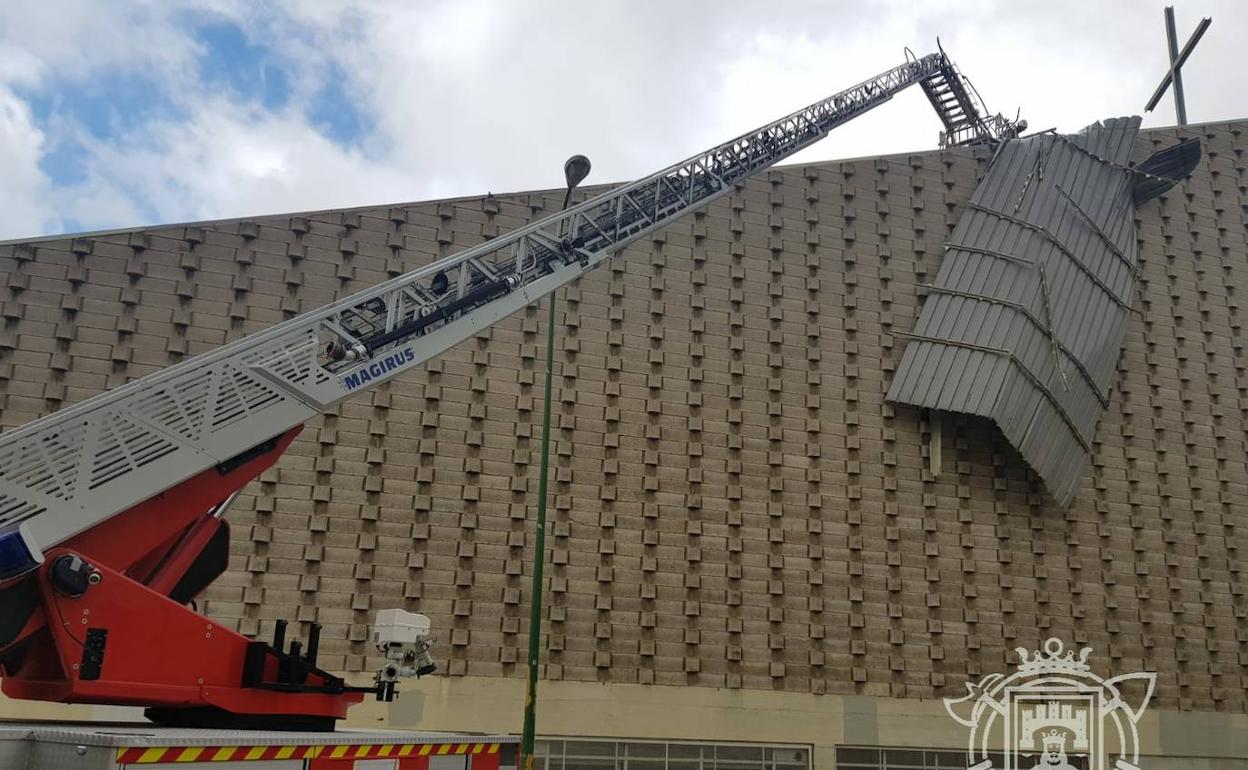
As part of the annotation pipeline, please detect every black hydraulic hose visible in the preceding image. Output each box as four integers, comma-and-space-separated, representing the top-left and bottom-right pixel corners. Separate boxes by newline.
360, 274, 519, 354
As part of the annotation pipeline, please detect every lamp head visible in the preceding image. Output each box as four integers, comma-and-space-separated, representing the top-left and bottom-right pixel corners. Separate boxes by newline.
563, 154, 591, 190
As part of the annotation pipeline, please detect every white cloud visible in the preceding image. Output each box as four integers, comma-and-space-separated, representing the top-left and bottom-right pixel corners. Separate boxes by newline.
263, 0, 1248, 205
56, 99, 422, 229
716, 20, 944, 167
0, 85, 54, 239
0, 1, 202, 89
2, 0, 1247, 240
0, 0, 214, 238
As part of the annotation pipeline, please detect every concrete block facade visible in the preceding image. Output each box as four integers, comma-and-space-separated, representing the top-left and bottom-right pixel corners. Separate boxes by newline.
1, 120, 1247, 722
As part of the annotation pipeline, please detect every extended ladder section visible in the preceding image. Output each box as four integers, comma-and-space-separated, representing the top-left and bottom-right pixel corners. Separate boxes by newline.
921, 62, 986, 145
920, 46, 1026, 148
0, 51, 1001, 572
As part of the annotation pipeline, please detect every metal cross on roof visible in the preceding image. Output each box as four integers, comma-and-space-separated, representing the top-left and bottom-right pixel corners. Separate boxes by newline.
1144, 6, 1212, 127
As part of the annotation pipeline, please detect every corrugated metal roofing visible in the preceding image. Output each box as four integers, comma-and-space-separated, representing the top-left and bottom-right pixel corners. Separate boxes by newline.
886, 117, 1149, 505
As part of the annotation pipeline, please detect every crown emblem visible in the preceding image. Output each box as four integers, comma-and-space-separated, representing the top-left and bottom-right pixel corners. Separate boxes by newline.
1014, 638, 1092, 675
947, 637, 1156, 770
1041, 729, 1068, 750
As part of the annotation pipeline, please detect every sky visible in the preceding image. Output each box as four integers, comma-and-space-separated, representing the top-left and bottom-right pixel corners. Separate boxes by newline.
0, 0, 1244, 241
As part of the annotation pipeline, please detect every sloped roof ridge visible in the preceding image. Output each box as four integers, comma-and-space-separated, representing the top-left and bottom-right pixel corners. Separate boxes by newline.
3, 116, 1244, 247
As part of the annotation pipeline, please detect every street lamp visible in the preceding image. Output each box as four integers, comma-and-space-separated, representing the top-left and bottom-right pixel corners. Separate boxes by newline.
520, 154, 591, 770
562, 155, 591, 207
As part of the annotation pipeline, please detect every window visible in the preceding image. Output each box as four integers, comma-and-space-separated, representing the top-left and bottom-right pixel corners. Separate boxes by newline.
836, 747, 996, 770
535, 738, 810, 770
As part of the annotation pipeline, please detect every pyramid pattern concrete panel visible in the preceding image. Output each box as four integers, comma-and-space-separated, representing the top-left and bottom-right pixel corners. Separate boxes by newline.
0, 121, 1246, 712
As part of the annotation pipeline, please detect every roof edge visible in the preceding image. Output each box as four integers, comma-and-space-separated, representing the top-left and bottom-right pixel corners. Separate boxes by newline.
4, 116, 1243, 247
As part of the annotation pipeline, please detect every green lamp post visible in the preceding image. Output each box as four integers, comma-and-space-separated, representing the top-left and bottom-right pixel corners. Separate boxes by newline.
519, 154, 591, 770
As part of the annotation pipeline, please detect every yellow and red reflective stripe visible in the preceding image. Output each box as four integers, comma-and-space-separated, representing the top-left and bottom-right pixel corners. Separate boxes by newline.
173, 746, 203, 762
116, 741, 502, 764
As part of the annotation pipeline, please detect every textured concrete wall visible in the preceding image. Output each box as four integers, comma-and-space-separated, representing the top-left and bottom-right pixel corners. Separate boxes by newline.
1, 119, 1246, 715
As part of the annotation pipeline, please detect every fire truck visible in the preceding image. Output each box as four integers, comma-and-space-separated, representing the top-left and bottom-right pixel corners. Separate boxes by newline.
0, 724, 517, 770
0, 46, 1019, 769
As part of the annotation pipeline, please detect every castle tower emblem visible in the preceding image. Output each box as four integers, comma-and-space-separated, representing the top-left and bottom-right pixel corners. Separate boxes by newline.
944, 639, 1155, 770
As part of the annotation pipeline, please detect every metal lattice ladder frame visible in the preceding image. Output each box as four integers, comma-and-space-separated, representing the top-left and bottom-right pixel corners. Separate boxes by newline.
0, 51, 1003, 561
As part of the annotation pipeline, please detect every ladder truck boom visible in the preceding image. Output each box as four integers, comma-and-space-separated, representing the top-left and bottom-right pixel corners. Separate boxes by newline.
0, 48, 1021, 729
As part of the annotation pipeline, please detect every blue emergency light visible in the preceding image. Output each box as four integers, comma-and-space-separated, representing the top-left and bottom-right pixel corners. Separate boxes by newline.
0, 525, 42, 581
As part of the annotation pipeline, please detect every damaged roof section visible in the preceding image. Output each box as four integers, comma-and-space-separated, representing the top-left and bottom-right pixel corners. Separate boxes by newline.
887, 116, 1194, 505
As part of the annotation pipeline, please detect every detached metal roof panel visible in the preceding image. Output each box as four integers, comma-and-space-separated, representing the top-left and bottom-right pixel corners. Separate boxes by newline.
887, 117, 1145, 505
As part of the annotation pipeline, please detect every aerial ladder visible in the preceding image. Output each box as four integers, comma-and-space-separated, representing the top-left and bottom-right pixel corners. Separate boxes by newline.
0, 48, 1022, 731
916, 42, 1026, 148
